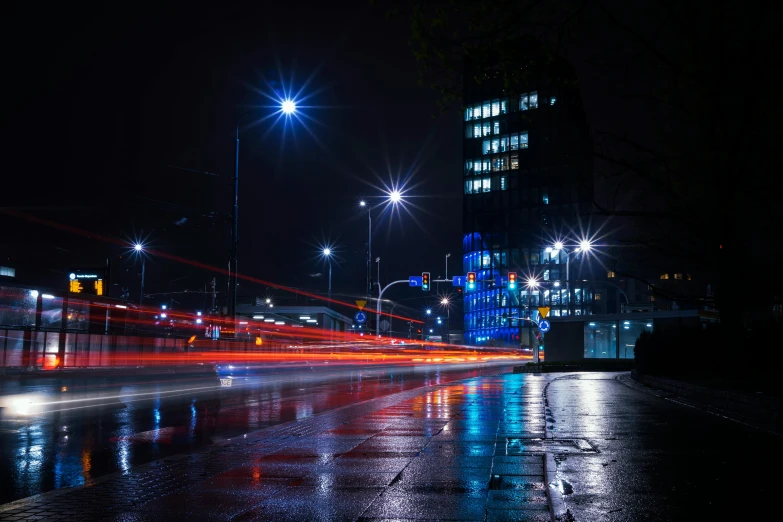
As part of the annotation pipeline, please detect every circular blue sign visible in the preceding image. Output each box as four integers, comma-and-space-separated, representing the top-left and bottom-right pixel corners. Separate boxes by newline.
354, 311, 367, 324
538, 319, 551, 333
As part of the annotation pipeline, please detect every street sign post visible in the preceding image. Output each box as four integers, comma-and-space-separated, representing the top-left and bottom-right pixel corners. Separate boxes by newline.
354, 311, 367, 324
452, 275, 465, 287
538, 319, 551, 333
409, 276, 423, 287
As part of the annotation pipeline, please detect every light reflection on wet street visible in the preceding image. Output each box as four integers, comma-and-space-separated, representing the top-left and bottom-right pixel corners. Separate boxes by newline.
0, 362, 514, 504
547, 373, 782, 521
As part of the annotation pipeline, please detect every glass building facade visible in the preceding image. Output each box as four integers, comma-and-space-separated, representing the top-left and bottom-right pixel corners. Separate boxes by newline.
462, 68, 595, 346
584, 319, 653, 359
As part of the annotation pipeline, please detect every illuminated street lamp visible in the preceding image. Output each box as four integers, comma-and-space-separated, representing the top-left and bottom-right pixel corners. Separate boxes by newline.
229, 99, 298, 335
360, 190, 406, 298
281, 99, 296, 114
321, 247, 333, 301
133, 243, 146, 306
425, 308, 432, 315
547, 239, 593, 315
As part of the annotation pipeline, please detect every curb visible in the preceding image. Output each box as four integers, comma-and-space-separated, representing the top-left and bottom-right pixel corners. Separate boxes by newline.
545, 452, 568, 522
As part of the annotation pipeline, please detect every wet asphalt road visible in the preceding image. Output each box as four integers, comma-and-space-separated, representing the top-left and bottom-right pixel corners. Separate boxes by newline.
2, 369, 780, 520
0, 362, 515, 505
548, 373, 782, 521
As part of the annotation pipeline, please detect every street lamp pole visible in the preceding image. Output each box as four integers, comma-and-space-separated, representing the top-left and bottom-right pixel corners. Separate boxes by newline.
229, 100, 297, 336
445, 253, 451, 280
140, 257, 146, 306
134, 243, 146, 306
229, 124, 240, 332
322, 248, 333, 302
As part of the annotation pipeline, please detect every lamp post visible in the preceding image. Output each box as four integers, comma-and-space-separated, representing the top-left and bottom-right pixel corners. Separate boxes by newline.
441, 297, 450, 343
376, 257, 381, 294
322, 247, 332, 302
359, 190, 404, 299
359, 200, 372, 297
229, 99, 297, 334
526, 277, 540, 363
134, 243, 145, 306
445, 253, 451, 280
546, 239, 592, 316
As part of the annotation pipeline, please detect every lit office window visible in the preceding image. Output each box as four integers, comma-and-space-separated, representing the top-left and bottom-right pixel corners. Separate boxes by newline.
491, 138, 500, 153
464, 180, 473, 194
493, 121, 500, 135
482, 252, 491, 267
595, 293, 601, 301
491, 100, 500, 116
607, 271, 616, 278
473, 159, 481, 173
492, 156, 501, 172
473, 179, 482, 193
687, 274, 692, 280
510, 134, 519, 150
500, 98, 507, 114
542, 191, 549, 204
482, 139, 491, 155
674, 273, 683, 280
529, 92, 538, 108
482, 178, 491, 193
474, 104, 481, 119
482, 102, 491, 118
550, 96, 557, 105
473, 124, 482, 138
482, 158, 490, 173
520, 93, 529, 111
483, 121, 491, 136
500, 176, 507, 190
465, 107, 472, 121
500, 154, 509, 170
520, 132, 529, 148
511, 153, 519, 170
464, 160, 474, 175
660, 273, 669, 280
499, 136, 509, 152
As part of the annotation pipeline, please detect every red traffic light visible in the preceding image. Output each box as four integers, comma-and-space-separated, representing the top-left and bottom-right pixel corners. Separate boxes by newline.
467, 271, 476, 289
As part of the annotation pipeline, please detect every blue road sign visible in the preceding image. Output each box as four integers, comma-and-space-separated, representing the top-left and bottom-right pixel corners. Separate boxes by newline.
495, 276, 506, 286
354, 311, 367, 324
452, 276, 466, 287
409, 276, 423, 287
538, 319, 551, 333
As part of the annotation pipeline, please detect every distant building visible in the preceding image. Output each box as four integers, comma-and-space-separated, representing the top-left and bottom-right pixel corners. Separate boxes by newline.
462, 57, 598, 346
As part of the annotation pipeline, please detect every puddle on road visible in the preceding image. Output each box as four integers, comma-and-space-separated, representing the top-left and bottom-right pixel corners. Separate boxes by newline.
554, 478, 573, 495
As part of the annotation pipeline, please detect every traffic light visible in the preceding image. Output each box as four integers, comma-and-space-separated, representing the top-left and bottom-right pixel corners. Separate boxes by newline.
508, 272, 517, 290
421, 272, 430, 291
467, 272, 476, 290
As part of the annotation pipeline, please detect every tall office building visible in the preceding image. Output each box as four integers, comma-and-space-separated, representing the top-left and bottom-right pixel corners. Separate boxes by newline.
462, 59, 597, 346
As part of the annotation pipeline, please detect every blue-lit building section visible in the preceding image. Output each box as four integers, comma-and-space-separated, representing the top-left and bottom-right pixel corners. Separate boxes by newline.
461, 59, 595, 346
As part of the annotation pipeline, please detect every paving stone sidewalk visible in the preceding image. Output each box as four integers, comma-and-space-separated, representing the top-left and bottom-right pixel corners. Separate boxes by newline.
0, 373, 555, 522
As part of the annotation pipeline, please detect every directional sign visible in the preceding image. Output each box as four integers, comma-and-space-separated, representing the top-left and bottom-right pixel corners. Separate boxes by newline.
537, 307, 550, 319
495, 276, 505, 286
355, 300, 367, 311
452, 276, 465, 287
538, 319, 551, 333
354, 311, 367, 324
409, 276, 423, 287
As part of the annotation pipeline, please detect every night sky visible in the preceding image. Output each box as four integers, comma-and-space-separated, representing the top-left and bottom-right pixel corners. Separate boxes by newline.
2, 2, 462, 312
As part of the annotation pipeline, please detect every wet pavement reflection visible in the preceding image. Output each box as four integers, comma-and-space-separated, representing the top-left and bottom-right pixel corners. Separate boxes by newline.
547, 373, 782, 521
0, 362, 515, 504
